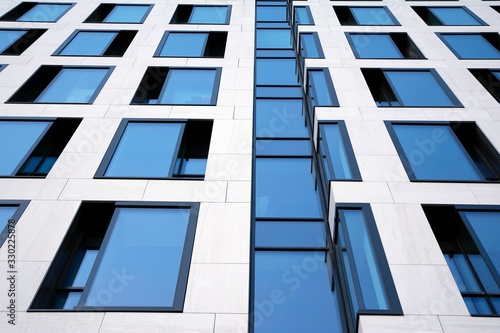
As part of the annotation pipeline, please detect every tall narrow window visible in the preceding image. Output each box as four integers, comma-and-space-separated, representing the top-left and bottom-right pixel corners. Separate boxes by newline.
0, 201, 28, 247
294, 6, 314, 25
307, 69, 339, 108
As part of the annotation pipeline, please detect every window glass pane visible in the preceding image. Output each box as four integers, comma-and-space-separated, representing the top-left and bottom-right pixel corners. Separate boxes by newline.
256, 158, 322, 218
255, 99, 308, 138
256, 140, 311, 156
349, 34, 402, 59
392, 124, 482, 181
321, 124, 354, 179
189, 6, 228, 24
36, 68, 108, 103
52, 292, 82, 310
104, 5, 150, 23
0, 206, 17, 235
0, 30, 26, 53
341, 209, 389, 310
351, 7, 396, 25
256, 222, 326, 248
441, 34, 500, 59
105, 122, 183, 177
0, 121, 50, 176
309, 70, 338, 106
254, 251, 343, 333
385, 71, 454, 106
256, 87, 302, 98
444, 253, 481, 292
159, 33, 207, 57
492, 71, 500, 81
83, 207, 191, 307
464, 211, 500, 277
59, 32, 116, 56
256, 6, 286, 22
464, 297, 492, 315
256, 59, 299, 86
492, 297, 500, 313
294, 7, 313, 25
300, 34, 322, 58
159, 69, 217, 105
256, 29, 292, 49
18, 4, 71, 22
429, 8, 482, 26
468, 254, 500, 292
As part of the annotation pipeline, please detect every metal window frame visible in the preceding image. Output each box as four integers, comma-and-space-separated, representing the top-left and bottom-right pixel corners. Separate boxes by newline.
0, 200, 29, 247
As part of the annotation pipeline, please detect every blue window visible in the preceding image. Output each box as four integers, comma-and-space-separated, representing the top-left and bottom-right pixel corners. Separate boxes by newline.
97, 120, 212, 179
255, 99, 308, 139
85, 4, 153, 23
469, 69, 500, 103
0, 29, 46, 55
424, 205, 500, 316
170, 5, 231, 24
30, 202, 199, 311
438, 33, 500, 59
256, 58, 299, 86
347, 33, 424, 59
256, 29, 292, 49
335, 205, 402, 325
334, 6, 399, 26
300, 33, 324, 58
294, 6, 314, 25
155, 31, 227, 58
386, 122, 500, 182
54, 30, 137, 57
0, 118, 81, 177
318, 122, 361, 181
131, 67, 221, 105
362, 69, 460, 107
256, 5, 287, 22
0, 2, 73, 22
413, 7, 485, 26
0, 201, 28, 247
307, 69, 339, 107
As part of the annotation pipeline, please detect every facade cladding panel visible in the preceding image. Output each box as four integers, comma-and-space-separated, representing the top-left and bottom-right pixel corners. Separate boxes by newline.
0, 0, 498, 333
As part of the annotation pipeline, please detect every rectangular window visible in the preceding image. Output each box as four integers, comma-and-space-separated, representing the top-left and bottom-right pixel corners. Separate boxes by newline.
256, 3, 287, 23
424, 205, 500, 316
84, 4, 153, 23
30, 201, 199, 311
170, 5, 231, 24
362, 69, 461, 107
346, 33, 424, 59
318, 122, 361, 181
256, 29, 292, 49
0, 29, 46, 55
0, 201, 28, 247
469, 69, 500, 103
307, 69, 339, 107
335, 205, 402, 326
131, 67, 221, 105
413, 7, 485, 26
386, 122, 500, 182
299, 32, 324, 58
294, 6, 314, 25
0, 118, 81, 177
334, 6, 399, 26
438, 33, 500, 59
155, 31, 227, 58
0, 2, 73, 22
256, 58, 299, 86
96, 120, 212, 179
8, 66, 113, 104
54, 30, 137, 57
255, 99, 309, 139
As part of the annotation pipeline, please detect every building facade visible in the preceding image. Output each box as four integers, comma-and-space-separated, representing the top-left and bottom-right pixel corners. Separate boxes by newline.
0, 0, 500, 332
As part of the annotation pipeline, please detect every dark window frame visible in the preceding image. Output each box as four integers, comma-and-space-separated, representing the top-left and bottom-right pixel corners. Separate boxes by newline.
386, 121, 500, 183
345, 32, 425, 59
84, 3, 153, 24
29, 201, 200, 312
170, 5, 232, 25
53, 29, 138, 57
0, 2, 75, 22
95, 118, 213, 180
0, 200, 29, 247
7, 65, 114, 104
437, 32, 500, 59
154, 31, 227, 58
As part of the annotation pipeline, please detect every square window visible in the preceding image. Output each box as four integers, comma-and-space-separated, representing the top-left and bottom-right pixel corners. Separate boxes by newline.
0, 118, 81, 177
438, 33, 500, 59
299, 33, 324, 58
131, 67, 221, 105
170, 5, 231, 24
413, 7, 486, 26
256, 5, 287, 23
8, 66, 113, 104
155, 31, 227, 58
96, 120, 213, 179
54, 30, 137, 57
346, 33, 424, 59
362, 69, 461, 107
0, 29, 46, 55
469, 69, 500, 103
294, 6, 314, 25
255, 99, 309, 139
334, 6, 399, 25
0, 2, 73, 22
30, 201, 199, 311
386, 122, 500, 182
0, 201, 28, 247
256, 58, 299, 86
84, 4, 153, 23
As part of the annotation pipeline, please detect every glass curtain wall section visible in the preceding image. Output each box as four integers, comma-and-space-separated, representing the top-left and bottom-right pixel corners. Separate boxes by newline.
251, 1, 345, 333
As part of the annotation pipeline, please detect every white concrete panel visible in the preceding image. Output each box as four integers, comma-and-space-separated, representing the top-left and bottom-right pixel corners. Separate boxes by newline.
357, 155, 409, 182
0, 179, 67, 200
215, 314, 248, 333
59, 179, 147, 201
46, 152, 103, 179
358, 315, 443, 333
143, 180, 227, 203
346, 120, 399, 156
331, 182, 394, 204
205, 154, 251, 181
469, 184, 500, 205
209, 119, 253, 155
388, 182, 479, 204
439, 315, 500, 333
226, 181, 251, 203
